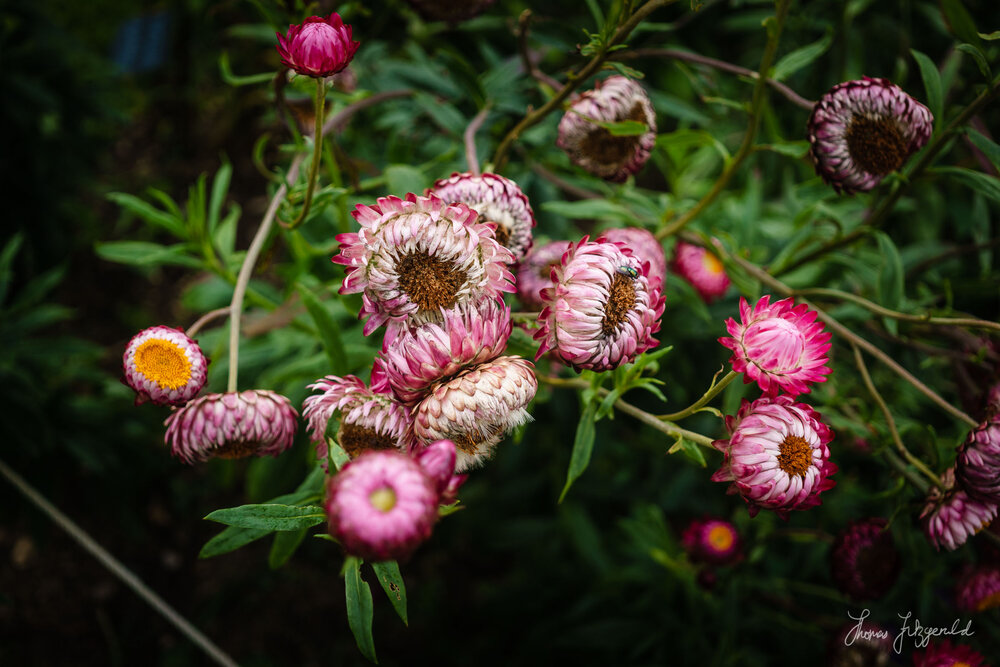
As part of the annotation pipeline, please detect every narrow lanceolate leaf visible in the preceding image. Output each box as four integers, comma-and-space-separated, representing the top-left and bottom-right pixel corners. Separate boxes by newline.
372, 561, 408, 626
936, 166, 1000, 204
199, 525, 273, 559
95, 241, 201, 268
107, 192, 186, 237
874, 232, 904, 311
559, 399, 599, 503
771, 30, 833, 81
596, 119, 649, 136
204, 503, 326, 531
207, 160, 233, 234
909, 49, 943, 124
668, 435, 707, 468
298, 285, 348, 375
344, 557, 378, 663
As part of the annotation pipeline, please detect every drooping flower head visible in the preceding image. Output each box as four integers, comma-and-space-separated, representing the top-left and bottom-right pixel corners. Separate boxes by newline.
955, 565, 1000, 614
719, 295, 832, 396
516, 240, 572, 310
164, 390, 298, 464
412, 355, 537, 472
921, 468, 998, 552
557, 76, 657, 183
326, 450, 439, 562
830, 518, 901, 600
428, 172, 536, 263
534, 236, 665, 372
333, 193, 515, 335
681, 517, 743, 566
276, 13, 359, 78
956, 415, 1000, 503
123, 326, 208, 406
807, 77, 933, 194
671, 241, 730, 303
712, 396, 837, 518
404, 0, 497, 23
912, 640, 991, 667
598, 227, 667, 289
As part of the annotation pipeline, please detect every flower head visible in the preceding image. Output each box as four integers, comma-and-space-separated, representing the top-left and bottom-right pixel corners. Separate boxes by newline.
956, 416, 1000, 503
276, 14, 359, 78
326, 450, 439, 561
333, 193, 515, 335
921, 468, 998, 551
830, 518, 901, 600
712, 396, 837, 518
912, 640, 991, 667
955, 565, 1000, 614
719, 295, 832, 396
807, 77, 933, 194
516, 240, 572, 310
557, 76, 657, 183
164, 390, 298, 464
428, 172, 536, 263
598, 227, 666, 289
123, 326, 208, 406
681, 517, 742, 566
534, 236, 665, 372
671, 241, 730, 303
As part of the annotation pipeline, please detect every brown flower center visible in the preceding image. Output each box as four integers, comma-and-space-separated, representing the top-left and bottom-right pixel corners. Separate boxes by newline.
579, 102, 649, 166
777, 435, 812, 477
486, 220, 511, 248
339, 422, 397, 459
845, 115, 908, 176
539, 260, 561, 279
601, 272, 637, 335
214, 438, 262, 460
397, 251, 466, 311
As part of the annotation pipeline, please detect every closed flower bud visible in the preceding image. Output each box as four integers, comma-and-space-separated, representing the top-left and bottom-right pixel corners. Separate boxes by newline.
276, 13, 359, 78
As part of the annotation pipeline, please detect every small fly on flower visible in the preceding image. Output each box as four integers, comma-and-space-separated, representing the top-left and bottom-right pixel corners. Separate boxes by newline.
616, 265, 640, 279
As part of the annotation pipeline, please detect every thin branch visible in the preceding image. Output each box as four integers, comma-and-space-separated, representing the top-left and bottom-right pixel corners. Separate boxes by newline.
284, 79, 326, 230
322, 90, 415, 135
516, 10, 564, 92
529, 162, 603, 199
464, 105, 492, 177
186, 307, 229, 338
658, 369, 736, 421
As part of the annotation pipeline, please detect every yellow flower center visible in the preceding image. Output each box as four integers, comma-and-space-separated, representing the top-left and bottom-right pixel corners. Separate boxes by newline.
707, 524, 734, 552
134, 339, 192, 390
701, 251, 724, 275
369, 487, 397, 513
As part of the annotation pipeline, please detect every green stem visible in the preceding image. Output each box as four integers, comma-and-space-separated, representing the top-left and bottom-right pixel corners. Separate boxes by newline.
882, 449, 931, 495
658, 369, 737, 421
286, 79, 326, 231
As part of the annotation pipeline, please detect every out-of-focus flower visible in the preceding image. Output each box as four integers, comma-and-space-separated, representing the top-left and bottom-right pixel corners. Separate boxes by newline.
956, 416, 1000, 503
830, 518, 900, 600
807, 77, 932, 194
827, 621, 894, 667
557, 76, 657, 182
164, 390, 298, 464
276, 14, 359, 78
955, 565, 1000, 613
534, 236, 664, 372
326, 450, 439, 561
333, 193, 514, 335
516, 240, 572, 310
712, 396, 837, 518
123, 326, 208, 406
404, 0, 496, 23
671, 241, 730, 303
719, 295, 832, 396
599, 227, 667, 289
681, 517, 742, 566
414, 439, 457, 495
428, 172, 536, 263
921, 468, 998, 552
912, 640, 991, 667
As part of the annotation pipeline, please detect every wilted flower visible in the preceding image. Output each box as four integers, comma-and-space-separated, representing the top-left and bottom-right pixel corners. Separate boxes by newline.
334, 193, 515, 335
516, 240, 572, 310
712, 396, 837, 518
428, 172, 536, 263
719, 295, 832, 396
557, 76, 657, 182
830, 518, 900, 600
912, 640, 991, 667
276, 13, 359, 78
956, 415, 1000, 503
807, 77, 933, 194
404, 0, 497, 23
671, 241, 730, 303
164, 390, 298, 464
955, 565, 1000, 613
921, 468, 998, 552
599, 227, 667, 289
681, 517, 742, 566
534, 236, 665, 372
326, 450, 439, 561
123, 325, 208, 406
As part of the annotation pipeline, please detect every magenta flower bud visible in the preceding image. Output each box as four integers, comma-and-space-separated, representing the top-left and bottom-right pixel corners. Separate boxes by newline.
956, 415, 1000, 503
955, 565, 1000, 614
807, 77, 932, 195
276, 13, 359, 78
712, 396, 837, 519
681, 517, 742, 566
415, 439, 458, 496
912, 640, 990, 667
557, 76, 657, 182
534, 236, 665, 372
719, 295, 832, 396
671, 241, 730, 303
326, 450, 439, 562
830, 518, 900, 601
516, 240, 572, 310
122, 325, 207, 406
598, 227, 666, 290
164, 390, 298, 464
920, 468, 998, 551
428, 172, 536, 263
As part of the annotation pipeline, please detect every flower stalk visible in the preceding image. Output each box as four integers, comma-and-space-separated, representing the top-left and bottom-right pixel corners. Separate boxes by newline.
285, 79, 326, 230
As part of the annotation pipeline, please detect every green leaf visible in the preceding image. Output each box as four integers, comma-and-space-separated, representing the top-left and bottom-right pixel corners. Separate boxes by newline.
756, 142, 810, 159
107, 192, 186, 237
326, 438, 351, 472
95, 241, 201, 268
910, 50, 943, 124
412, 91, 465, 135
371, 561, 408, 626
940, 0, 982, 47
344, 557, 378, 663
956, 44, 992, 80
667, 435, 706, 467
541, 199, 635, 222
218, 51, 275, 86
772, 30, 833, 81
298, 285, 347, 375
0, 232, 23, 307
207, 160, 233, 234
199, 525, 273, 559
204, 503, 326, 531
559, 399, 599, 503
385, 165, 426, 196
595, 119, 649, 136
875, 231, 904, 312
269, 528, 307, 569
979, 31, 1000, 41
967, 129, 1000, 170
936, 166, 1000, 204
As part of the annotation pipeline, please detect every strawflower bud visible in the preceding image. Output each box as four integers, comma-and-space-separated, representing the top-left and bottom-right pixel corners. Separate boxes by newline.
920, 468, 998, 552
276, 13, 359, 78
671, 241, 730, 303
599, 227, 666, 290
956, 415, 1000, 503
516, 240, 572, 311
123, 326, 208, 406
415, 439, 458, 497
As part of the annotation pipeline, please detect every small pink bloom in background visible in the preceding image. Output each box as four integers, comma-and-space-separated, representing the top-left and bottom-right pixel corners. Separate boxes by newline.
955, 565, 1000, 613
428, 172, 536, 263
276, 14, 359, 78
712, 396, 837, 518
920, 468, 998, 552
830, 518, 900, 600
123, 326, 208, 406
807, 77, 932, 195
681, 517, 742, 566
671, 241, 730, 303
326, 450, 439, 561
557, 76, 657, 183
912, 640, 991, 667
404, 0, 496, 23
599, 227, 667, 289
956, 415, 1000, 503
164, 390, 298, 464
534, 236, 664, 372
516, 240, 572, 310
719, 295, 832, 396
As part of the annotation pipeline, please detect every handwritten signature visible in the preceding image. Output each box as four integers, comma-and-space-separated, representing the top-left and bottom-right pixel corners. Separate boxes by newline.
845, 608, 975, 654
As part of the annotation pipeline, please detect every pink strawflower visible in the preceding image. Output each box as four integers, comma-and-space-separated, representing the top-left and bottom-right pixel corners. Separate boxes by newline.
830, 518, 900, 600
557, 76, 657, 182
404, 0, 496, 22
921, 468, 998, 552
164, 390, 298, 464
955, 565, 1000, 613
378, 299, 512, 404
333, 193, 515, 335
326, 450, 439, 561
681, 517, 742, 566
123, 325, 208, 406
428, 172, 536, 263
956, 415, 1000, 503
412, 355, 537, 472
276, 14, 359, 78
808, 77, 933, 194
599, 227, 667, 289
415, 439, 458, 496
712, 396, 837, 519
912, 640, 991, 667
671, 241, 730, 303
516, 240, 572, 310
534, 236, 665, 372
302, 375, 412, 462
719, 295, 832, 396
